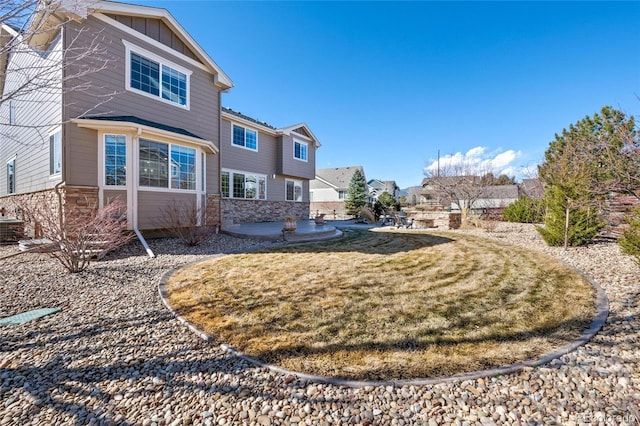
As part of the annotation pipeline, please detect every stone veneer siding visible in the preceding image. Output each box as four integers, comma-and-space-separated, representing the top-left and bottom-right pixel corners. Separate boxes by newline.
0, 185, 98, 238
221, 199, 310, 226
205, 194, 221, 226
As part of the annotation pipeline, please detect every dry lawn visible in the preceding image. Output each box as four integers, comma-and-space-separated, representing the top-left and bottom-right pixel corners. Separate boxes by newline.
165, 229, 595, 381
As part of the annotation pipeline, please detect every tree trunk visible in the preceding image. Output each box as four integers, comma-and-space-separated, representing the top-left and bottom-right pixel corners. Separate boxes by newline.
564, 203, 570, 250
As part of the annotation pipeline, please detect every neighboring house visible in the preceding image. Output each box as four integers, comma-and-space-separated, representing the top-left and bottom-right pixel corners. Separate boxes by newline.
309, 166, 365, 219
520, 178, 544, 199
220, 107, 320, 225
0, 1, 317, 235
472, 185, 520, 211
402, 186, 427, 205
421, 177, 519, 212
368, 179, 400, 201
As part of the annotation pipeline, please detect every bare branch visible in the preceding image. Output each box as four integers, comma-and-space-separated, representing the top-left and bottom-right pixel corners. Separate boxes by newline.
1, 0, 119, 144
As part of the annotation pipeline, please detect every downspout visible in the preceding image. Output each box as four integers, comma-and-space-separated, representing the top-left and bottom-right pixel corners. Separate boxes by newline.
54, 180, 65, 239
133, 126, 155, 258
135, 228, 154, 258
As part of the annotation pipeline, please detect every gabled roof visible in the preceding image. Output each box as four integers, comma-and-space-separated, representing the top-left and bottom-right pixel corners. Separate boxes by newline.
73, 115, 218, 153
479, 185, 519, 200
422, 175, 480, 188
24, 0, 233, 89
222, 107, 276, 130
222, 107, 321, 147
520, 178, 545, 199
314, 166, 364, 190
0, 24, 18, 97
79, 115, 204, 139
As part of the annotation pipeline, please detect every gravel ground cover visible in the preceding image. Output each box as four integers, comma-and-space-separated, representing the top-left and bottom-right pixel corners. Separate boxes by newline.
0, 223, 639, 425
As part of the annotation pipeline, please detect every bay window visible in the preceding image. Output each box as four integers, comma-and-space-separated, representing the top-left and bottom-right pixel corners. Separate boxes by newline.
104, 134, 126, 186
139, 138, 196, 190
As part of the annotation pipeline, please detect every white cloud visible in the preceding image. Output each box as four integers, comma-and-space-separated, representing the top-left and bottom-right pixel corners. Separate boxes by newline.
425, 146, 522, 177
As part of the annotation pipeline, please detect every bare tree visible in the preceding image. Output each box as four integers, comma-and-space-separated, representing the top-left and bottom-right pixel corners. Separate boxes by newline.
18, 195, 133, 273
1, 0, 116, 143
162, 200, 215, 246
423, 161, 494, 223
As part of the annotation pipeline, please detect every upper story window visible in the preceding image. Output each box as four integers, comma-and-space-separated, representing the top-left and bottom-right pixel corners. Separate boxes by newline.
286, 179, 303, 202
105, 134, 126, 186
49, 129, 61, 175
232, 124, 257, 151
124, 40, 191, 109
294, 140, 308, 161
221, 169, 266, 200
338, 190, 346, 199
6, 159, 15, 194
139, 138, 196, 190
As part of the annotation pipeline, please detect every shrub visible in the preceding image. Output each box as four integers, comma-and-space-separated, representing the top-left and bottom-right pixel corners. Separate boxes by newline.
162, 200, 214, 246
619, 207, 640, 264
19, 197, 132, 273
358, 207, 375, 224
503, 196, 545, 223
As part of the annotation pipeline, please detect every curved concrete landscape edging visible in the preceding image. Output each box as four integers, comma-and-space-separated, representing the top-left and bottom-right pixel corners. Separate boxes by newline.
157, 253, 610, 388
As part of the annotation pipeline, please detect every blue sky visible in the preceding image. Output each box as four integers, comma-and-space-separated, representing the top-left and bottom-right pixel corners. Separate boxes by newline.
137, 1, 639, 189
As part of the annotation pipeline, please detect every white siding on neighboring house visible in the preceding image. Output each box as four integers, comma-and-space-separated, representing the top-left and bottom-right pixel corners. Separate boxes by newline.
310, 187, 341, 202
0, 31, 63, 196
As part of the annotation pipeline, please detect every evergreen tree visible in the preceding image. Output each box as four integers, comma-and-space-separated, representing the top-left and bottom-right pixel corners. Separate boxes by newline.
345, 169, 367, 216
536, 106, 635, 247
619, 207, 640, 265
537, 186, 605, 247
377, 191, 397, 211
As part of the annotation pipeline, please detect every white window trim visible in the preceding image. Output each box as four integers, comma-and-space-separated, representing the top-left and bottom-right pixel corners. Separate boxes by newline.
138, 135, 204, 194
6, 157, 16, 194
8, 100, 15, 125
138, 139, 199, 192
221, 168, 267, 200
103, 133, 127, 188
285, 178, 303, 202
293, 139, 308, 162
231, 123, 259, 152
123, 40, 192, 110
49, 127, 62, 176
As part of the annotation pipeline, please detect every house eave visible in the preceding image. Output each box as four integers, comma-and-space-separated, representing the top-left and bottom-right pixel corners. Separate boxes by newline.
279, 123, 321, 148
72, 118, 219, 154
221, 110, 278, 135
90, 1, 233, 89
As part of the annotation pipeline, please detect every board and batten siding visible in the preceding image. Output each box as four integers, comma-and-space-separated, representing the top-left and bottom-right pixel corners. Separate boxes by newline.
105, 14, 199, 62
0, 34, 62, 196
62, 15, 221, 188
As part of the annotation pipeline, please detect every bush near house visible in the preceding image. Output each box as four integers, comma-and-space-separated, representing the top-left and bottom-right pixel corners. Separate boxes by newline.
19, 197, 132, 273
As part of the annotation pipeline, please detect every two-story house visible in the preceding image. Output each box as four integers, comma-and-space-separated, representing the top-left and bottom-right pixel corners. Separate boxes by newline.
0, 1, 318, 236
309, 166, 366, 220
367, 179, 400, 202
220, 107, 319, 226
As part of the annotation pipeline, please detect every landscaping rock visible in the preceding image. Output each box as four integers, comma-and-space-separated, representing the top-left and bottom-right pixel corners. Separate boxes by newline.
0, 224, 638, 424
